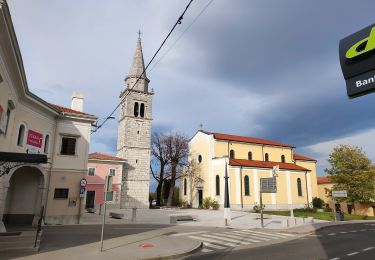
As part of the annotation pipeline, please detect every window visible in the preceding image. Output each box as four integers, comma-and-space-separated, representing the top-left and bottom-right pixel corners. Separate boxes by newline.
134, 102, 139, 117
44, 134, 50, 153
17, 124, 26, 146
281, 155, 285, 163
265, 153, 269, 161
230, 149, 235, 159
198, 154, 202, 163
109, 168, 116, 176
216, 175, 220, 196
184, 178, 187, 196
140, 103, 145, 118
88, 167, 95, 176
0, 100, 14, 135
0, 73, 3, 83
248, 151, 252, 160
297, 178, 302, 196
60, 137, 76, 155
54, 188, 69, 199
244, 175, 250, 196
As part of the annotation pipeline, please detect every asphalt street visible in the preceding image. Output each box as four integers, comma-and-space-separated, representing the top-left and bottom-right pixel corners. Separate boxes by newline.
184, 223, 375, 260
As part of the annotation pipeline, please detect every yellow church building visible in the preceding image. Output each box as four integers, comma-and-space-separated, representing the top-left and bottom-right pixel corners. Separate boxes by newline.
181, 131, 318, 210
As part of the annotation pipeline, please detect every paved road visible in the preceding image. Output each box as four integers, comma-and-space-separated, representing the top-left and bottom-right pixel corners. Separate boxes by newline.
40, 224, 170, 252
184, 223, 375, 260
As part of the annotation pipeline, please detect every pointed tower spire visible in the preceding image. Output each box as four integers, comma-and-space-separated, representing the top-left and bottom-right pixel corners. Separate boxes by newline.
124, 33, 150, 92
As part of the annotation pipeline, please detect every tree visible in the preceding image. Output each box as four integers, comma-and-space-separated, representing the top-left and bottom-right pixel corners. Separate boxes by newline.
165, 133, 189, 207
325, 145, 375, 209
183, 157, 202, 206
150, 133, 170, 206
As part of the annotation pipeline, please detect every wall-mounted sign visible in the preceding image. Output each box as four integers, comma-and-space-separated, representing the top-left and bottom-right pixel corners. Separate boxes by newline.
332, 190, 347, 198
340, 23, 375, 98
26, 130, 43, 154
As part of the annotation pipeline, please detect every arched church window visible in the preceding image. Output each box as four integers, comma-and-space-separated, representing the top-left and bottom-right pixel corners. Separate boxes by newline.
216, 175, 220, 196
248, 151, 252, 160
140, 103, 145, 118
244, 175, 250, 196
230, 149, 235, 159
265, 153, 269, 161
44, 134, 50, 153
297, 178, 303, 196
17, 124, 26, 146
184, 178, 187, 196
134, 102, 139, 117
281, 154, 285, 163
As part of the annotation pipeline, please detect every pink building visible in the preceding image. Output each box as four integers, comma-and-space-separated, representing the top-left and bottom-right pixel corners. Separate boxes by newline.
85, 152, 126, 209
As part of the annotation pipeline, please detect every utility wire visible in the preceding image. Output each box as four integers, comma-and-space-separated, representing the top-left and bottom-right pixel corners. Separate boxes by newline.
92, 0, 194, 134
148, 0, 214, 74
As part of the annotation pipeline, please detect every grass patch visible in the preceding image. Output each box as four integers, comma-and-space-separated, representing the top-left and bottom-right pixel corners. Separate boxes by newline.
263, 210, 375, 221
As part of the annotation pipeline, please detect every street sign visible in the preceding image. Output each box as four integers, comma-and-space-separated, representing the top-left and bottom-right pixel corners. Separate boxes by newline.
80, 178, 87, 187
332, 190, 347, 198
79, 187, 85, 198
260, 178, 277, 193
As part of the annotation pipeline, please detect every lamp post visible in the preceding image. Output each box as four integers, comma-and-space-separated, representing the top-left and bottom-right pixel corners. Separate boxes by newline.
224, 157, 231, 226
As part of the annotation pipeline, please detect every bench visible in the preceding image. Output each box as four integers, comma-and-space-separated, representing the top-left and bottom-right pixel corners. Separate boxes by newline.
109, 212, 124, 219
170, 215, 198, 224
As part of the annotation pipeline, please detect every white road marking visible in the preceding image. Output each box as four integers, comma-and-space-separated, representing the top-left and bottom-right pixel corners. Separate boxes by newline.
242, 230, 288, 239
347, 252, 359, 256
201, 248, 213, 253
222, 232, 262, 243
328, 233, 336, 236
339, 231, 347, 234
188, 235, 237, 247
329, 258, 340, 260
171, 231, 208, 237
370, 229, 375, 231
350, 230, 357, 233
276, 232, 295, 237
363, 247, 374, 251
203, 242, 226, 250
201, 234, 251, 245
232, 231, 271, 241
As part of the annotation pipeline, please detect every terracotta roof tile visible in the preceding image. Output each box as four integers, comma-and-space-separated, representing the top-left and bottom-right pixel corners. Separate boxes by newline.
88, 152, 126, 162
293, 153, 316, 161
212, 132, 295, 148
317, 176, 332, 184
50, 104, 92, 116
229, 159, 309, 171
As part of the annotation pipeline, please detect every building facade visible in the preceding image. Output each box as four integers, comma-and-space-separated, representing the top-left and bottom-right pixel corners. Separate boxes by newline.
0, 1, 97, 230
317, 176, 375, 216
181, 131, 318, 210
85, 152, 126, 209
116, 36, 152, 208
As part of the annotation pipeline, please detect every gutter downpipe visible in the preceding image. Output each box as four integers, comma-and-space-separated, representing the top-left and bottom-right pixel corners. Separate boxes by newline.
240, 166, 243, 209
305, 171, 310, 207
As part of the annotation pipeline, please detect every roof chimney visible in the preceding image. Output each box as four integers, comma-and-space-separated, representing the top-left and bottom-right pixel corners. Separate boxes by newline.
71, 91, 84, 112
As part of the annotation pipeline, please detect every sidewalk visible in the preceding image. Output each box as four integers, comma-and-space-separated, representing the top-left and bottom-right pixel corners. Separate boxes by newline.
15, 226, 202, 260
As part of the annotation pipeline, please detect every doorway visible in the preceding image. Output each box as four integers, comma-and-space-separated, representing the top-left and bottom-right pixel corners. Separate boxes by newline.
198, 190, 203, 207
86, 191, 95, 209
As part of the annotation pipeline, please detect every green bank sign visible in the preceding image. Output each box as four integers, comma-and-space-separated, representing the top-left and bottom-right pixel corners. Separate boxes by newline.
340, 23, 375, 98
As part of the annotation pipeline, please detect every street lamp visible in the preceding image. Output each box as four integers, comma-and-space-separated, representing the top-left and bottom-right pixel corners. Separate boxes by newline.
224, 157, 231, 226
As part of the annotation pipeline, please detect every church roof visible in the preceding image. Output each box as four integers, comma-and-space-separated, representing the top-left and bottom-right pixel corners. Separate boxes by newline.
127, 37, 148, 80
229, 159, 310, 171
293, 153, 316, 161
50, 103, 93, 116
317, 176, 332, 184
207, 131, 295, 148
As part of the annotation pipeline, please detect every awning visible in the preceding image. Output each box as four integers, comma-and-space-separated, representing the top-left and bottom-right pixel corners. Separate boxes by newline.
0, 152, 47, 163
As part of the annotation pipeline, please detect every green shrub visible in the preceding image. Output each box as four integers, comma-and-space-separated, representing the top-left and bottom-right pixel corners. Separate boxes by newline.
202, 197, 212, 209
253, 203, 265, 213
211, 199, 220, 210
312, 197, 324, 209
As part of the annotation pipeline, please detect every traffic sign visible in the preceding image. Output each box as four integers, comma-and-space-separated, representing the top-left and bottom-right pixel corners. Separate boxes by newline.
80, 178, 87, 187
260, 178, 277, 193
332, 190, 347, 198
79, 187, 85, 198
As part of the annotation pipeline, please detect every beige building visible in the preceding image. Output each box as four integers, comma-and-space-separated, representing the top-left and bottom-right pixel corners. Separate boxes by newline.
0, 1, 97, 230
317, 177, 375, 216
181, 131, 318, 210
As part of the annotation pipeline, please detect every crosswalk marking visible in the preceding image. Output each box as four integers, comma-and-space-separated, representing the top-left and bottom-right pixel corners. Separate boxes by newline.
201, 248, 213, 253
232, 231, 271, 240
188, 235, 238, 247
203, 242, 227, 250
221, 232, 262, 243
171, 231, 208, 237
242, 230, 291, 239
276, 232, 295, 237
201, 234, 251, 245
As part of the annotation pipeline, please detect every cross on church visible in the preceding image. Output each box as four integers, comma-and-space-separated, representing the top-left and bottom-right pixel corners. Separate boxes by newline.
199, 123, 203, 130
137, 30, 142, 39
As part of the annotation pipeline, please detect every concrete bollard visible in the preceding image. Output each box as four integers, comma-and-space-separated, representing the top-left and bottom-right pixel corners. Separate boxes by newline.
131, 208, 137, 222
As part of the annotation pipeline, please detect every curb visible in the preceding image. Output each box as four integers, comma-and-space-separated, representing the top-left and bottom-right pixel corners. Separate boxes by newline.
283, 220, 375, 234
141, 241, 203, 260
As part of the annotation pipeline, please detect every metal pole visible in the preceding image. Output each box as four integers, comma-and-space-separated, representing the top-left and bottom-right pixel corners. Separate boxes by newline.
260, 191, 264, 228
224, 158, 230, 226
333, 197, 336, 222
100, 196, 107, 251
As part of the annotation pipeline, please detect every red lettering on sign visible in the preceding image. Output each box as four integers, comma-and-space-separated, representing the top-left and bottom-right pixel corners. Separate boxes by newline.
27, 130, 43, 148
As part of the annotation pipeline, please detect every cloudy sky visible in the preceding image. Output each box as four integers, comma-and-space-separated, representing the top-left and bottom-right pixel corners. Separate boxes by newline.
7, 0, 375, 177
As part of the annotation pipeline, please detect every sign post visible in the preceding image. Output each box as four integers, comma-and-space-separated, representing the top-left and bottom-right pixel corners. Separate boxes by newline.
100, 176, 112, 252
259, 177, 277, 228
332, 190, 347, 222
